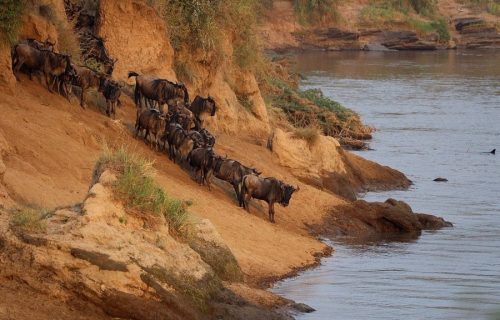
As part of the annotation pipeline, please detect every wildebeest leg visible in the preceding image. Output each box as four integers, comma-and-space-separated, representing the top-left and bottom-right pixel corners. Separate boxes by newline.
233, 184, 241, 206
80, 88, 86, 109
205, 169, 213, 190
269, 202, 275, 223
106, 100, 111, 117
112, 101, 117, 119
13, 57, 23, 81
243, 193, 251, 213
45, 73, 53, 92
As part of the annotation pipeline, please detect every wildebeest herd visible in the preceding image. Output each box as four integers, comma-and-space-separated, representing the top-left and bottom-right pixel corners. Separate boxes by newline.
10, 38, 299, 223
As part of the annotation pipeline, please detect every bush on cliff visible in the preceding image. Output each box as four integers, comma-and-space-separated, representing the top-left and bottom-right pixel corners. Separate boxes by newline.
93, 146, 188, 233
0, 0, 25, 44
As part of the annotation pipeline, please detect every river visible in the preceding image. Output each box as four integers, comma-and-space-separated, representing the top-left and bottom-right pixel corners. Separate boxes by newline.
272, 50, 500, 320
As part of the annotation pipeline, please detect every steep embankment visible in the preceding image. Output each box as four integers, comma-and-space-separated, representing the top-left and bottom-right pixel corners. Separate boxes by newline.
261, 0, 500, 51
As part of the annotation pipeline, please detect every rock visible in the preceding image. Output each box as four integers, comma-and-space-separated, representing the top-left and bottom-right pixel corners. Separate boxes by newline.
416, 213, 453, 229
315, 28, 360, 41
292, 302, 315, 313
312, 198, 451, 239
381, 31, 437, 51
363, 43, 393, 51
433, 177, 448, 182
454, 17, 484, 31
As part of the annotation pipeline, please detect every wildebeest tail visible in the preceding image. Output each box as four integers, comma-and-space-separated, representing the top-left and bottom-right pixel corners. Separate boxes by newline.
11, 44, 19, 70
127, 71, 139, 78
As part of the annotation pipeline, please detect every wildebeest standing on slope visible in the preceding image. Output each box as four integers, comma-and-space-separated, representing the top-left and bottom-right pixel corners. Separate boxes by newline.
12, 43, 74, 93
99, 77, 122, 119
188, 95, 217, 130
240, 175, 299, 223
127, 71, 189, 112
167, 123, 194, 164
187, 147, 221, 190
72, 64, 104, 108
213, 159, 261, 205
136, 109, 167, 151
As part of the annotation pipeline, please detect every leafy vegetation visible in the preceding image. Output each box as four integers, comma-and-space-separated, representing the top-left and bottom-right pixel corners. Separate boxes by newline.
293, 0, 340, 25
0, 0, 25, 44
150, 0, 265, 73
262, 68, 371, 143
292, 127, 320, 145
94, 146, 189, 234
10, 206, 50, 233
361, 0, 449, 41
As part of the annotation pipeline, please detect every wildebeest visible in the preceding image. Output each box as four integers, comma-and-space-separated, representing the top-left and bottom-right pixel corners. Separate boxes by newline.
240, 175, 299, 223
187, 147, 220, 190
187, 130, 205, 149
213, 159, 261, 205
22, 38, 55, 51
200, 128, 215, 148
188, 95, 217, 130
99, 77, 122, 119
167, 123, 193, 163
136, 109, 167, 151
12, 43, 74, 92
128, 71, 189, 112
72, 64, 104, 108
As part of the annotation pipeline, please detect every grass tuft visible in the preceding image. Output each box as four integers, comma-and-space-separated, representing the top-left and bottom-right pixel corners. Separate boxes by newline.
0, 0, 25, 45
293, 0, 340, 25
94, 146, 188, 234
10, 206, 50, 233
292, 127, 320, 145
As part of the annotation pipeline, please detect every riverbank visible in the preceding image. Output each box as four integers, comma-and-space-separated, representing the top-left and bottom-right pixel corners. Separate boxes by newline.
260, 1, 500, 52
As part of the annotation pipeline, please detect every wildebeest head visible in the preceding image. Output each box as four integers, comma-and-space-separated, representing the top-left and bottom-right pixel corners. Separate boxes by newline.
177, 82, 189, 103
250, 167, 262, 176
207, 95, 216, 116
280, 183, 299, 207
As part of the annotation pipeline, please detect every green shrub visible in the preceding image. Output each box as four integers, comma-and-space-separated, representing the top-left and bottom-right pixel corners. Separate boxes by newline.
487, 1, 500, 15
94, 146, 189, 233
292, 127, 320, 145
10, 206, 49, 233
409, 17, 450, 41
430, 18, 450, 41
293, 0, 340, 25
0, 0, 25, 44
300, 88, 352, 121
408, 0, 436, 15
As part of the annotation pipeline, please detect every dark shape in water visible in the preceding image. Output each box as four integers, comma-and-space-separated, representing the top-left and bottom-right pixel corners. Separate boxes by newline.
491, 149, 496, 155
433, 177, 448, 182
293, 302, 316, 313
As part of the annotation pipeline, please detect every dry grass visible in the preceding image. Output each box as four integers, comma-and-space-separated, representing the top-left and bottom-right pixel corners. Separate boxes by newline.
10, 206, 50, 233
94, 146, 189, 233
292, 127, 320, 145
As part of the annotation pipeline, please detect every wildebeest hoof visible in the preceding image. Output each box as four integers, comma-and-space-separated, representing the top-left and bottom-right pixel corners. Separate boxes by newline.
433, 177, 448, 182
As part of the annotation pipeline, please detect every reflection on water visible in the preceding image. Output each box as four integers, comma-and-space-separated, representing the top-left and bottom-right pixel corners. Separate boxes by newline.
272, 51, 500, 320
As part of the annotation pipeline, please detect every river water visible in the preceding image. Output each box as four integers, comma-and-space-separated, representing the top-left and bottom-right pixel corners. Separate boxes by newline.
272, 51, 500, 320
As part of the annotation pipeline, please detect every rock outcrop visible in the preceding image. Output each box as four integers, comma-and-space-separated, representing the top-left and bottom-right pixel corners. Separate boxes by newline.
0, 170, 290, 319
311, 198, 452, 239
454, 17, 500, 49
270, 129, 411, 200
